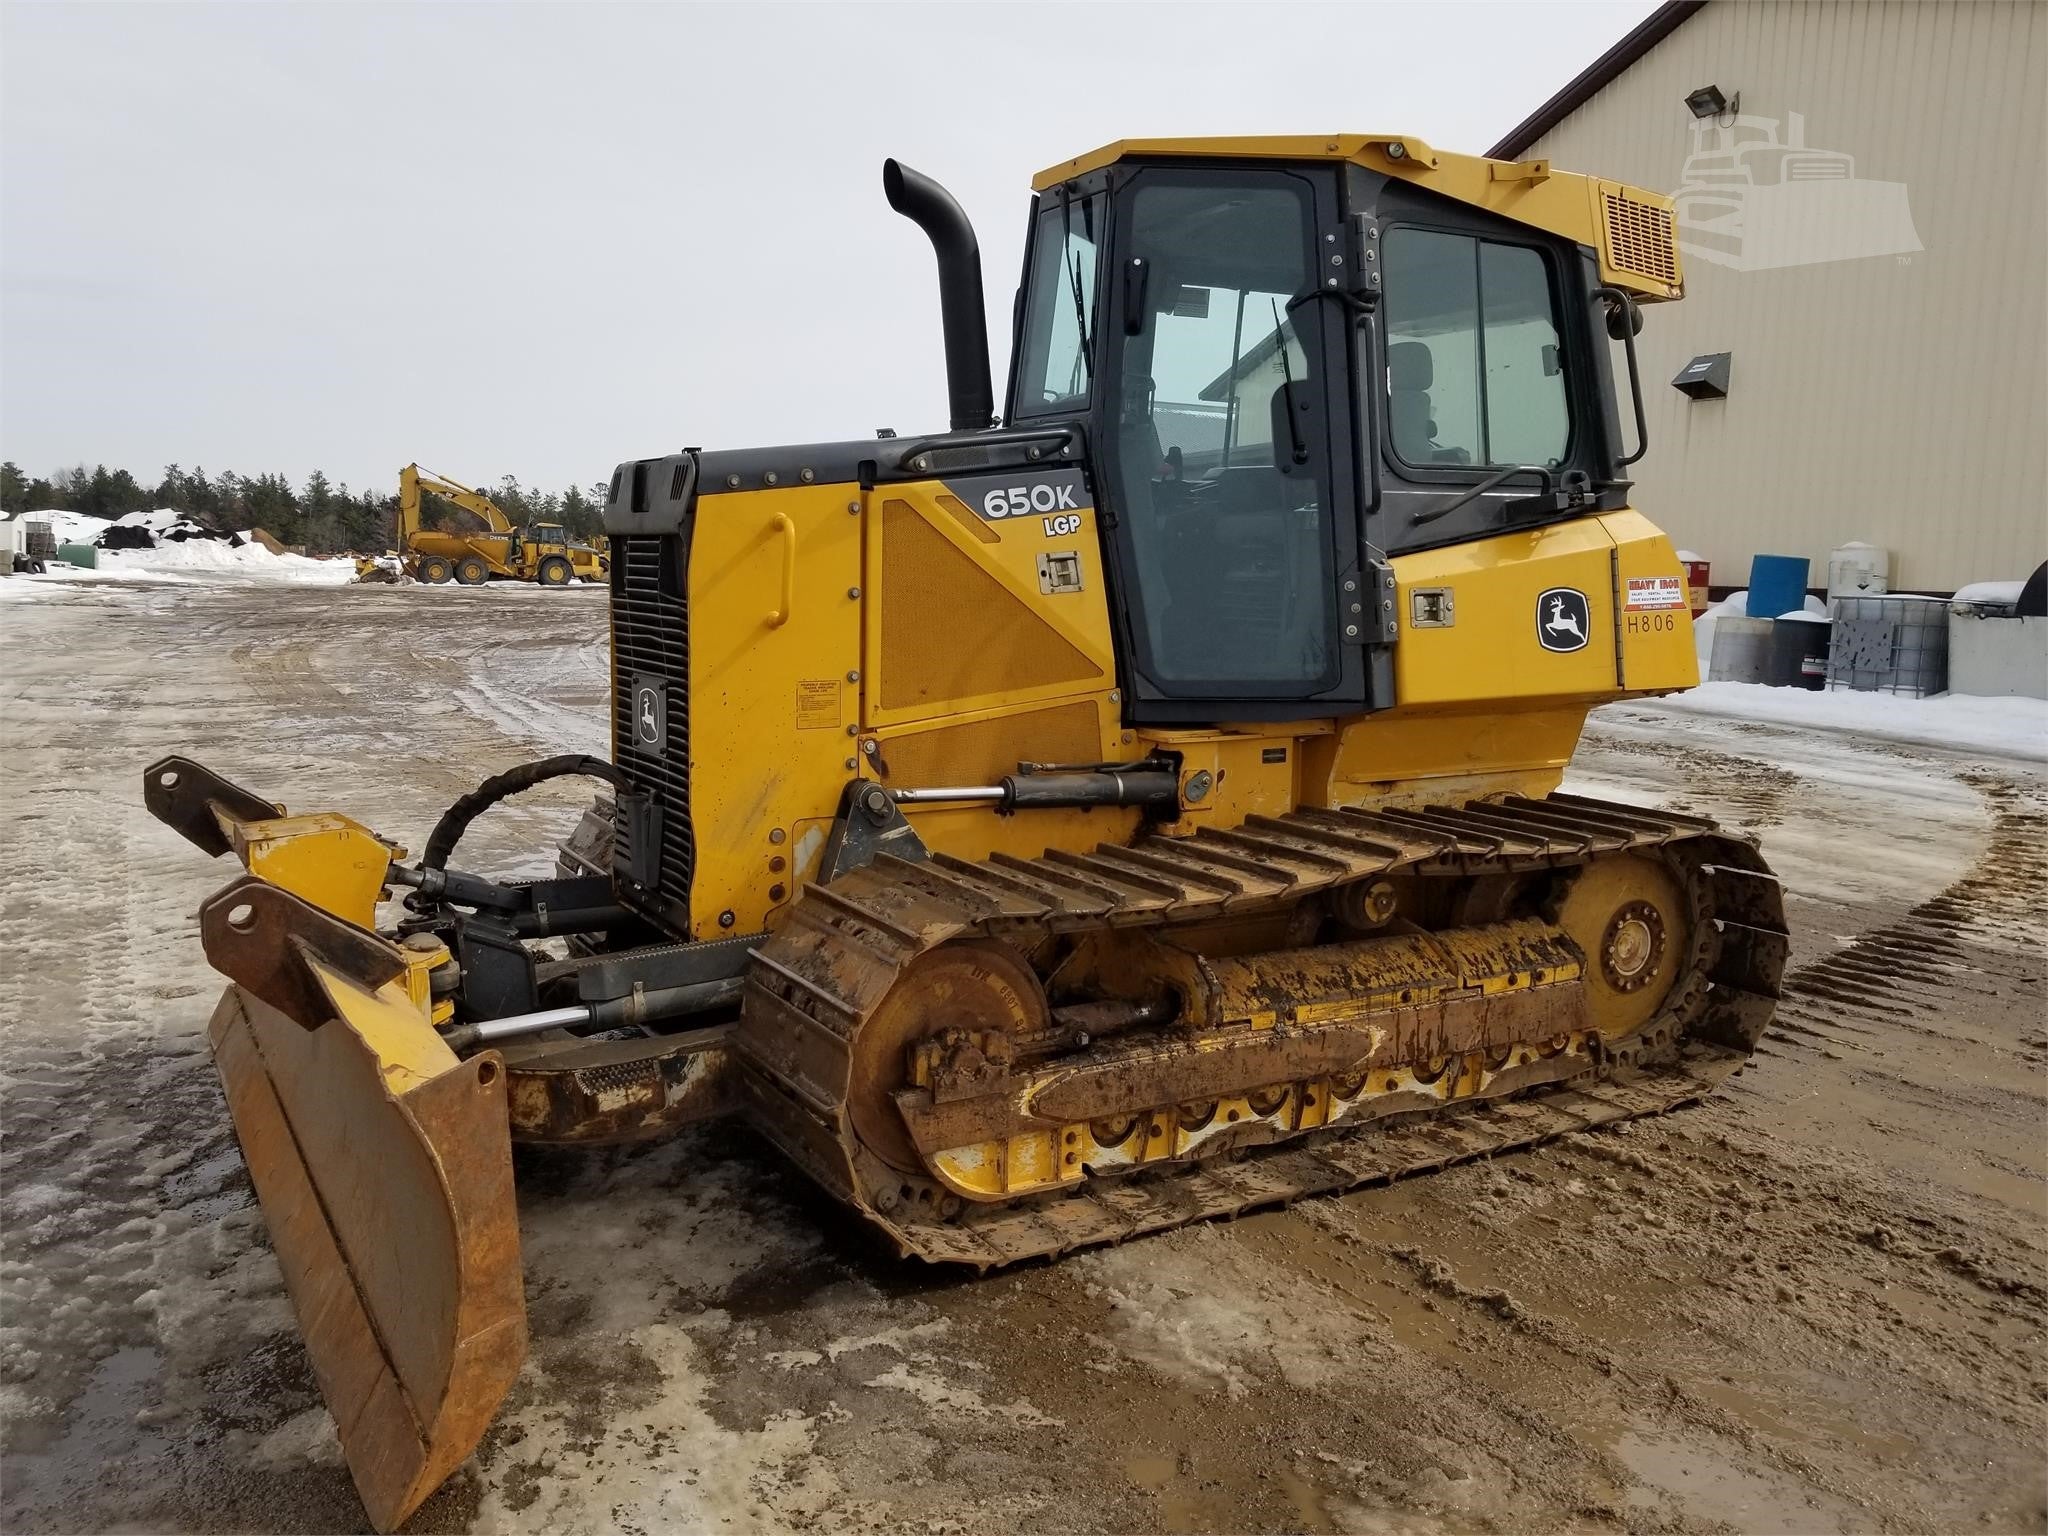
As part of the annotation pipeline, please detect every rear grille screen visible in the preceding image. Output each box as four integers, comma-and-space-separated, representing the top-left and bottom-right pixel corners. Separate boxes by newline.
610, 534, 694, 929
1602, 191, 1680, 286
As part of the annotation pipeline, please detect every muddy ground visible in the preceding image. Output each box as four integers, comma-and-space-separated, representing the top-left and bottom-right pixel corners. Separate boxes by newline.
3, 576, 2043, 1536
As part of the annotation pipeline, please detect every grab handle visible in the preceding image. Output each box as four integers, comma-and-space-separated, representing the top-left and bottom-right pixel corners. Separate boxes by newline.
766, 513, 796, 627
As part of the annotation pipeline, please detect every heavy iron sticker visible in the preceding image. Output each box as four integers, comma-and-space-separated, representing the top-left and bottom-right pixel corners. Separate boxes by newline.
1625, 575, 1687, 611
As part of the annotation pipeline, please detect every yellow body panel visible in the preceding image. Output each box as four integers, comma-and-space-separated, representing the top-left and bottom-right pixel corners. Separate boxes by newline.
683, 485, 863, 936
1388, 516, 1623, 707
1031, 134, 1682, 301
1608, 509, 1702, 690
230, 812, 394, 930
682, 493, 1700, 912
1145, 725, 1322, 836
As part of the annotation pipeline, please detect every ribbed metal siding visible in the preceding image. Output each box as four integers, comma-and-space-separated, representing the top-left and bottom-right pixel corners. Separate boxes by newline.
610, 535, 694, 927
1516, 0, 2046, 592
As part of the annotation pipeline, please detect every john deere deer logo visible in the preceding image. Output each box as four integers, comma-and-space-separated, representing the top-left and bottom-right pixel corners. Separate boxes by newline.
1537, 588, 1591, 653
632, 677, 666, 754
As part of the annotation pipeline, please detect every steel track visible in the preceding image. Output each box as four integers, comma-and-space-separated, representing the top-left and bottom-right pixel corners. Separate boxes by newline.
737, 792, 1788, 1268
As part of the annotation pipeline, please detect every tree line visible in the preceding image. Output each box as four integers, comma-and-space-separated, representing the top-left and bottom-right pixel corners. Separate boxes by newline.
0, 461, 609, 556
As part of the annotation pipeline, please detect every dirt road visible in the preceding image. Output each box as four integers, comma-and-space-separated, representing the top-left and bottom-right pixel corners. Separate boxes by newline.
3, 577, 2043, 1535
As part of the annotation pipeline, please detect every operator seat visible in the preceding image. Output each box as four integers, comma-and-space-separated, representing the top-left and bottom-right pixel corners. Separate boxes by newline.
1388, 341, 1438, 464
1119, 373, 1168, 488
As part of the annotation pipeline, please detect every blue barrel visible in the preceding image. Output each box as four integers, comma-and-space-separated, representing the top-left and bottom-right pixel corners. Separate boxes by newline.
1748, 554, 1811, 620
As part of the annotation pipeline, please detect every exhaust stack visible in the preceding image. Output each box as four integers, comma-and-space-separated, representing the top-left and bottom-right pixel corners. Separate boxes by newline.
883, 158, 995, 433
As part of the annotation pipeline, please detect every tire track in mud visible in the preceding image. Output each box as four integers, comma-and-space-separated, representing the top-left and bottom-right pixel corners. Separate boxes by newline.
211, 586, 611, 877
1764, 771, 2046, 1065
1575, 732, 1802, 829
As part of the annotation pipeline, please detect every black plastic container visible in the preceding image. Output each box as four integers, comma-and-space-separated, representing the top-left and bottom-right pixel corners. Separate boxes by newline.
1769, 615, 1831, 690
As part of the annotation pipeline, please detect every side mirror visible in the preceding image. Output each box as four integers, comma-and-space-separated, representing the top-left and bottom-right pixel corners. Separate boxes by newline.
1594, 287, 1650, 467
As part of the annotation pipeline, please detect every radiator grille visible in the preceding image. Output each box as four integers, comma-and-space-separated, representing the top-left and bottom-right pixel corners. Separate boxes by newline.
610, 534, 694, 929
1602, 191, 1680, 286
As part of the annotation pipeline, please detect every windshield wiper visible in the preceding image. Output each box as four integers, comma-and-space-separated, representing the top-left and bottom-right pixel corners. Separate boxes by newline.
1062, 197, 1093, 386
1270, 298, 1307, 465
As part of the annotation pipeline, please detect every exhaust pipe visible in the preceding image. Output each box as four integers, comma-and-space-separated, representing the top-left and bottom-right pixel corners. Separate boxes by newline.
883, 158, 995, 433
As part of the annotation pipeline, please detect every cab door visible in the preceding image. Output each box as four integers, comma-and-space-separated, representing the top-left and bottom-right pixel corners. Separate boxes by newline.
1097, 162, 1371, 723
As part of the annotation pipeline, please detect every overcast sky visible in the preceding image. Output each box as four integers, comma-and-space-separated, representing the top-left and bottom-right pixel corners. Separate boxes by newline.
1, 0, 1655, 496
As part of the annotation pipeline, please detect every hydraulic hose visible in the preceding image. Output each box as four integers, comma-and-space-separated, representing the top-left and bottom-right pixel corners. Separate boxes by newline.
420, 754, 628, 873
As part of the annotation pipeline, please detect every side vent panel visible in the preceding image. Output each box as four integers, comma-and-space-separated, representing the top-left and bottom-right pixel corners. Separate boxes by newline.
878, 498, 1100, 713
1601, 191, 1681, 288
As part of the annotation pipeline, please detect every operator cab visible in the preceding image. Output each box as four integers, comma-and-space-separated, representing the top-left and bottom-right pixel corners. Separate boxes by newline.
1004, 138, 1650, 722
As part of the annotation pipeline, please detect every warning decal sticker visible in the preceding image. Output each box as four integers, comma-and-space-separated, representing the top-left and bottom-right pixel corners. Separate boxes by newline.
795, 679, 841, 730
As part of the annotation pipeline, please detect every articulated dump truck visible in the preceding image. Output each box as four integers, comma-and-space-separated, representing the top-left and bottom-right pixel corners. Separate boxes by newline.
147, 136, 1786, 1530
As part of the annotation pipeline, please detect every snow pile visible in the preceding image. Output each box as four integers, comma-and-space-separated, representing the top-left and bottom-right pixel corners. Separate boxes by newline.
110, 507, 192, 533
1657, 680, 2048, 763
94, 537, 353, 583
6, 508, 354, 585
7, 508, 114, 546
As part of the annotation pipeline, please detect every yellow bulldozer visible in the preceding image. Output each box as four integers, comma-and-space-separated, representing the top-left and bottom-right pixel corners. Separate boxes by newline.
148, 135, 1785, 1531
355, 462, 608, 586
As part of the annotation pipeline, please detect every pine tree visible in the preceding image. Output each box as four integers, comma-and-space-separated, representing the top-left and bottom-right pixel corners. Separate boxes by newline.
301, 470, 338, 554
241, 471, 300, 545
0, 462, 25, 517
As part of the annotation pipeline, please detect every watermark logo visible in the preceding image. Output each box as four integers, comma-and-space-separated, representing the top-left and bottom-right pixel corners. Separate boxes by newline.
1674, 111, 1922, 271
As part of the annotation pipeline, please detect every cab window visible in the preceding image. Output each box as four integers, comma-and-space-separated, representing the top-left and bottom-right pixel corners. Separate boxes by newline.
1382, 228, 1569, 470
1013, 193, 1104, 416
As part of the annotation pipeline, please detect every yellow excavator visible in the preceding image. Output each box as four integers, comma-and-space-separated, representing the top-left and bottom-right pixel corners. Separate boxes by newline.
148, 136, 1784, 1531
356, 463, 607, 585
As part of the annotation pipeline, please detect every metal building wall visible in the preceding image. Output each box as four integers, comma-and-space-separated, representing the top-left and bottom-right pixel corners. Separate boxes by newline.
1518, 0, 2044, 593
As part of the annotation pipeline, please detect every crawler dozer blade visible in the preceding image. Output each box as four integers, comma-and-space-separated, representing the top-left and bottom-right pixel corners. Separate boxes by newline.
198, 877, 525, 1533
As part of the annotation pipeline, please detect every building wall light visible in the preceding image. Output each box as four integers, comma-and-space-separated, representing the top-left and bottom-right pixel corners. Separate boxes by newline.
1685, 84, 1738, 120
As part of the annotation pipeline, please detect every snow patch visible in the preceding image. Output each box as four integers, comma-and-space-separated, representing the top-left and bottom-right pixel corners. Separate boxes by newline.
478, 1321, 840, 1533
253, 1406, 344, 1468
1953, 579, 2026, 607
1656, 681, 2048, 763
1081, 1227, 1390, 1400
865, 1363, 1059, 1425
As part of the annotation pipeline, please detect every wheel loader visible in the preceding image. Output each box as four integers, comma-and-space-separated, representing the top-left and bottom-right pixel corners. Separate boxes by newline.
146, 135, 1786, 1532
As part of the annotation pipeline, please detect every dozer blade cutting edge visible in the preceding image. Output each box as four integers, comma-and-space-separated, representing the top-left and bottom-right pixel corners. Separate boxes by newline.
152, 750, 528, 1534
